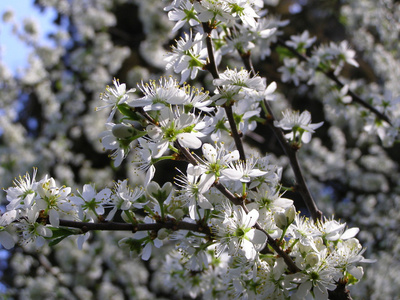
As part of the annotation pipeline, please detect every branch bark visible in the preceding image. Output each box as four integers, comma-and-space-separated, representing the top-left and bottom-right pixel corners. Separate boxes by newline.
57, 219, 212, 236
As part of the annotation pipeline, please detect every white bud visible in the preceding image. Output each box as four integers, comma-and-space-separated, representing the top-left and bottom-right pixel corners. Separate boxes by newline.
286, 205, 296, 224
298, 242, 312, 253
172, 209, 184, 220
275, 212, 287, 229
112, 123, 134, 139
349, 266, 364, 280
305, 252, 320, 267
157, 228, 169, 240
146, 181, 160, 196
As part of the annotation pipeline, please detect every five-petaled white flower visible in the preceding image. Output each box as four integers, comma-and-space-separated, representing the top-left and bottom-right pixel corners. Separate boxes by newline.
97, 78, 136, 122
195, 142, 242, 191
274, 109, 323, 144
146, 107, 206, 157
104, 179, 146, 221
165, 31, 207, 84
175, 164, 213, 219
213, 202, 267, 260
5, 168, 38, 211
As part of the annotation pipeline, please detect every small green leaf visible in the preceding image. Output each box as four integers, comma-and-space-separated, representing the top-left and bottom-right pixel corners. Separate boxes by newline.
276, 46, 294, 61
47, 227, 80, 246
117, 104, 141, 120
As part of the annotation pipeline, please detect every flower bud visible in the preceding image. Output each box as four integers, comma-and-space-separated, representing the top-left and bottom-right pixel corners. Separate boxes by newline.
157, 228, 170, 240
305, 252, 320, 267
298, 242, 312, 253
349, 266, 364, 280
285, 205, 296, 224
2, 10, 14, 23
345, 238, 361, 251
112, 123, 134, 139
146, 181, 160, 195
171, 209, 185, 220
275, 211, 287, 230
275, 206, 296, 230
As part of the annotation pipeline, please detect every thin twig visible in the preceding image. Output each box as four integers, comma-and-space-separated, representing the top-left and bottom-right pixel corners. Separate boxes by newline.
277, 38, 392, 126
202, 22, 219, 79
241, 52, 256, 76
238, 47, 323, 221
241, 204, 300, 273
263, 99, 323, 221
202, 22, 246, 161
223, 104, 246, 161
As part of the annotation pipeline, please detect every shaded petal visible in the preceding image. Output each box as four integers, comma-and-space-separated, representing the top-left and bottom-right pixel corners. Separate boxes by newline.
247, 229, 267, 251
202, 143, 217, 163
142, 243, 153, 261
0, 231, 15, 249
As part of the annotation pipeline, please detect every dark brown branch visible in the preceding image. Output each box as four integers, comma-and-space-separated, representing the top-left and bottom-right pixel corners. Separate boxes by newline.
202, 22, 246, 161
328, 279, 353, 300
214, 181, 243, 206
223, 104, 246, 161
241, 204, 300, 273
202, 22, 219, 79
58, 219, 212, 236
241, 52, 256, 77
263, 99, 323, 221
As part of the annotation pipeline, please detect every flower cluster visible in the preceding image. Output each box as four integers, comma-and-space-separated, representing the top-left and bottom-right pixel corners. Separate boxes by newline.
0, 64, 368, 298
1, 161, 369, 299
2, 0, 391, 299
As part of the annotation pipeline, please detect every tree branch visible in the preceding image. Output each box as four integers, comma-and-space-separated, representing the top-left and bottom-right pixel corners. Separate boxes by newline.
328, 279, 353, 300
57, 219, 212, 236
263, 99, 323, 221
241, 204, 300, 273
202, 22, 246, 161
223, 104, 246, 161
238, 48, 323, 221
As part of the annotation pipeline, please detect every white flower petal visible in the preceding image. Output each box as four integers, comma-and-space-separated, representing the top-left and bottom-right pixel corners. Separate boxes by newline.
0, 231, 15, 249
221, 168, 243, 180
341, 227, 359, 240
202, 143, 217, 163
247, 229, 267, 251
177, 133, 202, 149
49, 209, 60, 227
142, 243, 152, 261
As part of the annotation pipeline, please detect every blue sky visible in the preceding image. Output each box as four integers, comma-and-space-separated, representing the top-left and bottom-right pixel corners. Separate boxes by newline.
0, 2, 58, 289
0, 0, 57, 73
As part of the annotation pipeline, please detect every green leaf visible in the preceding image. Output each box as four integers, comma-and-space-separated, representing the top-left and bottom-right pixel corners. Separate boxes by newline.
47, 227, 80, 246
130, 130, 147, 141
275, 46, 294, 61
117, 103, 141, 121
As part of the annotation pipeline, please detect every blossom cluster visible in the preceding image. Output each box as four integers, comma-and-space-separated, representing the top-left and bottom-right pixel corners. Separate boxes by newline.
1, 162, 368, 299
2, 0, 394, 299
1, 73, 367, 300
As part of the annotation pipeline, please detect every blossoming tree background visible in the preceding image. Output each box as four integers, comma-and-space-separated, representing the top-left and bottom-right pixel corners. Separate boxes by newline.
0, 0, 399, 299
